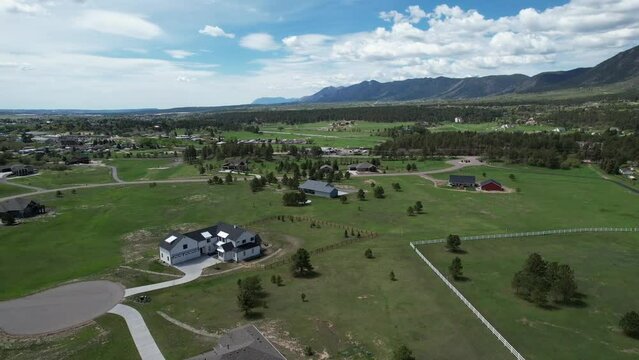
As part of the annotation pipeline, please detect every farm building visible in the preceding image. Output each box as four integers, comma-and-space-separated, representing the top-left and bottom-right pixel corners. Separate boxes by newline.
0, 198, 46, 219
65, 157, 90, 165
159, 222, 262, 265
480, 179, 504, 192
348, 163, 378, 172
449, 175, 477, 188
319, 164, 334, 173
299, 180, 338, 198
222, 158, 250, 172
187, 324, 286, 360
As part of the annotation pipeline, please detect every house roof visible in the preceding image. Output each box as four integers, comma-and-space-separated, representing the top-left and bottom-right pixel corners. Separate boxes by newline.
480, 179, 502, 187
236, 241, 261, 251
449, 175, 476, 185
0, 198, 38, 213
349, 162, 376, 170
184, 222, 254, 243
219, 242, 235, 252
299, 180, 336, 193
186, 324, 286, 360
158, 232, 190, 251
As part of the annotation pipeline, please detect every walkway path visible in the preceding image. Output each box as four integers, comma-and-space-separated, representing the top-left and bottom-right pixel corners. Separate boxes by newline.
108, 304, 165, 360
351, 156, 483, 177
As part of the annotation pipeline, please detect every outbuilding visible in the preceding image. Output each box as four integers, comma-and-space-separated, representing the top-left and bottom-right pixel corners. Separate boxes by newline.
299, 180, 338, 198
449, 175, 476, 188
348, 163, 377, 172
480, 179, 504, 192
0, 198, 46, 219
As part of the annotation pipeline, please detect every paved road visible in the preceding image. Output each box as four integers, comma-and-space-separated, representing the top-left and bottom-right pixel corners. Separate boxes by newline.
351, 156, 483, 177
0, 281, 124, 336
108, 304, 165, 360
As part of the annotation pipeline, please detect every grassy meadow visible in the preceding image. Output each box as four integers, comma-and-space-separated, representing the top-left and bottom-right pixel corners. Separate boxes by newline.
2, 159, 639, 359
422, 233, 639, 360
0, 183, 33, 198
9, 166, 113, 189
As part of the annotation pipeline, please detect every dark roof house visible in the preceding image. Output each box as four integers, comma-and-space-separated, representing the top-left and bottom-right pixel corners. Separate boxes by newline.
299, 180, 338, 198
0, 198, 46, 218
222, 158, 250, 172
187, 324, 286, 360
348, 163, 377, 172
449, 175, 477, 187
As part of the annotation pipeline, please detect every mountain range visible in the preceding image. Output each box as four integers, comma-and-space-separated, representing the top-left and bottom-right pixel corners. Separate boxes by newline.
296, 45, 639, 103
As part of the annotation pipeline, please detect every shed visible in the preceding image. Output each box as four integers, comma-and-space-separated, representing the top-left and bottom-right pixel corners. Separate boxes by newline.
480, 179, 504, 192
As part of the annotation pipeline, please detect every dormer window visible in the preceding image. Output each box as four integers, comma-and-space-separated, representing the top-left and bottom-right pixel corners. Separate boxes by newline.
183, 244, 188, 250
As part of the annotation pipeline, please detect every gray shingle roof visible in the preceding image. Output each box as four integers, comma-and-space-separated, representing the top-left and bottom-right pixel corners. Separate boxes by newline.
184, 222, 254, 243
158, 232, 190, 251
186, 324, 286, 360
449, 175, 476, 185
299, 180, 336, 192
0, 198, 37, 213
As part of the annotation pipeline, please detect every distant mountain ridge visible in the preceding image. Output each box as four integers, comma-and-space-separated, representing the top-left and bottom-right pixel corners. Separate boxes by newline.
300, 45, 639, 103
251, 97, 299, 105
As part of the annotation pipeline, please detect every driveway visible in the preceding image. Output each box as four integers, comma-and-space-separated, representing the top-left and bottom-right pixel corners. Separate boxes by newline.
0, 281, 124, 336
124, 256, 220, 297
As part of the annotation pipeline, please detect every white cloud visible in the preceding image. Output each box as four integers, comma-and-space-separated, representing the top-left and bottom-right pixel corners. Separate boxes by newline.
240, 33, 280, 51
0, 0, 44, 15
198, 25, 235, 39
165, 49, 195, 59
74, 10, 162, 39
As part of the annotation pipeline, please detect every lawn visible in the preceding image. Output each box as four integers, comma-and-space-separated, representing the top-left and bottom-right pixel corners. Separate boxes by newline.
421, 233, 639, 360
0, 183, 32, 198
8, 166, 113, 189
106, 158, 201, 181
428, 121, 556, 133
2, 162, 639, 359
0, 314, 138, 360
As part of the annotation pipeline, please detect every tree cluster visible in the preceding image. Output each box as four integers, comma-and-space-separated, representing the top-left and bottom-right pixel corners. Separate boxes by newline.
512, 253, 579, 306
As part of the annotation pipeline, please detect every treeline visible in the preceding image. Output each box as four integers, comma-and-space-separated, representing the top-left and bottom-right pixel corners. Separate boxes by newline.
374, 129, 639, 172
539, 106, 639, 131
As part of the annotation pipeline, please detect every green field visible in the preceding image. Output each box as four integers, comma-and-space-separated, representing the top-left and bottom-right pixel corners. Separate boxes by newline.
106, 158, 200, 181
0, 183, 33, 198
0, 314, 138, 360
9, 166, 113, 189
421, 233, 639, 359
223, 121, 413, 148
2, 160, 639, 359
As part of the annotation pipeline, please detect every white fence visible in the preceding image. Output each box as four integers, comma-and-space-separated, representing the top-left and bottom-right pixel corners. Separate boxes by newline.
409, 227, 639, 360
412, 227, 639, 246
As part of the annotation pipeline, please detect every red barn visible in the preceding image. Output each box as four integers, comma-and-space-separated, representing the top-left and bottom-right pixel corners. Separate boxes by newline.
480, 179, 504, 192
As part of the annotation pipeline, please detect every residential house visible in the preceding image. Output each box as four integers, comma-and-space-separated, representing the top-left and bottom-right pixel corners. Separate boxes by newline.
187, 324, 286, 360
449, 175, 477, 188
454, 117, 464, 123
222, 158, 250, 172
480, 179, 504, 192
159, 222, 262, 265
2, 164, 37, 177
299, 180, 338, 198
318, 164, 334, 173
348, 163, 377, 172
66, 157, 91, 165
0, 198, 46, 219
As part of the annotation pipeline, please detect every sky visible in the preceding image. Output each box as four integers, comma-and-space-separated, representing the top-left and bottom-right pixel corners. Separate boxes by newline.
0, 0, 638, 109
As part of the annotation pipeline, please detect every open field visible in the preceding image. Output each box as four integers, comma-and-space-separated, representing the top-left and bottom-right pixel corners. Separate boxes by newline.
428, 121, 556, 133
0, 183, 32, 198
106, 158, 200, 181
2, 160, 639, 358
9, 166, 113, 189
421, 233, 639, 359
223, 121, 413, 148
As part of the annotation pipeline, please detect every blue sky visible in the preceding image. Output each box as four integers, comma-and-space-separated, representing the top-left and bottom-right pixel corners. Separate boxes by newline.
0, 0, 638, 108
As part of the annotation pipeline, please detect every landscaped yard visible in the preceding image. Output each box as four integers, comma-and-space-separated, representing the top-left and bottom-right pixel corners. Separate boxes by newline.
8, 166, 113, 189
421, 232, 639, 360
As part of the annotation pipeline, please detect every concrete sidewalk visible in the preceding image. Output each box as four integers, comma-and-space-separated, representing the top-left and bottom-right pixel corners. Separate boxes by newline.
109, 304, 165, 360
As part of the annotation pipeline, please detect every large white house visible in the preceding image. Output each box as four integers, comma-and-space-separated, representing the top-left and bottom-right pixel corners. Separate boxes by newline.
159, 222, 262, 265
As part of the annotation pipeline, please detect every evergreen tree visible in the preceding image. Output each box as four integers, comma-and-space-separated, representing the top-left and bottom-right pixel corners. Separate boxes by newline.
445, 234, 461, 253
291, 248, 314, 276
449, 257, 464, 280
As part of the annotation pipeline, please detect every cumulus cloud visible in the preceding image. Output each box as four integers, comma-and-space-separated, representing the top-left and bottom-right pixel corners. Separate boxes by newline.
199, 25, 235, 39
240, 33, 280, 51
165, 49, 195, 59
75, 10, 162, 39
0, 0, 44, 14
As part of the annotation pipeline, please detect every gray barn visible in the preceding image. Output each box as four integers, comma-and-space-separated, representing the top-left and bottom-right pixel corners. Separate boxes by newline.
299, 180, 338, 198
